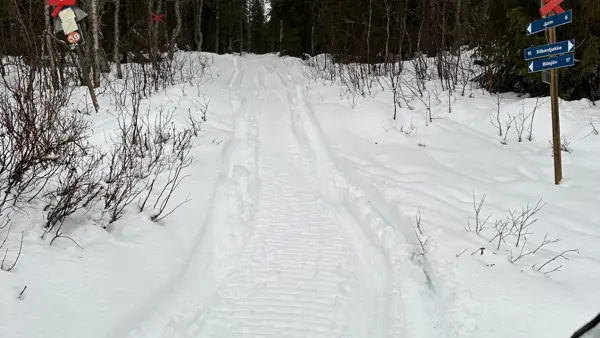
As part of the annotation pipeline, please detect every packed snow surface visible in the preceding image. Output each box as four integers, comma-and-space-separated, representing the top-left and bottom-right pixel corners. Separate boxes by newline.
1, 53, 599, 338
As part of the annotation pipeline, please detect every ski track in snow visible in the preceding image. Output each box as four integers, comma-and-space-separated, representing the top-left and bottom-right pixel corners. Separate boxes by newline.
154, 56, 394, 338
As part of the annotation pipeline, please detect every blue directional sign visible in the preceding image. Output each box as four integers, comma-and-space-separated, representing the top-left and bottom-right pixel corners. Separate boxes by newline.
528, 53, 574, 73
525, 39, 575, 61
526, 10, 572, 35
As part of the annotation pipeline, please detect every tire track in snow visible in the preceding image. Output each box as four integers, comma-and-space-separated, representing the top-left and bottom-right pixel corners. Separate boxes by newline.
123, 56, 260, 338
282, 60, 447, 338
164, 56, 391, 338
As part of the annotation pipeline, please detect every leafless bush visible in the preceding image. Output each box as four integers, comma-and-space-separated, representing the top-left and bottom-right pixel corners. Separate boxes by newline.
465, 190, 492, 234
42, 151, 105, 243
435, 52, 458, 93
501, 113, 515, 145
140, 144, 193, 223
489, 218, 510, 250
402, 76, 435, 125
466, 193, 575, 274
561, 138, 574, 153
410, 54, 429, 95
102, 141, 146, 225
509, 233, 558, 263
514, 102, 531, 142
384, 61, 415, 120
549, 137, 574, 154
413, 208, 431, 259
512, 98, 542, 142
0, 38, 208, 253
400, 118, 416, 135
581, 119, 599, 139
0, 223, 23, 272
457, 52, 477, 96
0, 57, 91, 217
304, 55, 379, 101
99, 55, 208, 226
104, 101, 203, 225
509, 198, 546, 247
526, 98, 541, 141
533, 248, 579, 274
589, 119, 598, 135
490, 94, 504, 136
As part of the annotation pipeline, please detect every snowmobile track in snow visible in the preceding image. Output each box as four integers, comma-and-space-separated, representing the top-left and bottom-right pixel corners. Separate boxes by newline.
169, 56, 391, 337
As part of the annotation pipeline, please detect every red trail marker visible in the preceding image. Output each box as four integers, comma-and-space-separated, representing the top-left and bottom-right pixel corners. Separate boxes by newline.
151, 13, 165, 23
47, 0, 77, 17
539, 0, 564, 16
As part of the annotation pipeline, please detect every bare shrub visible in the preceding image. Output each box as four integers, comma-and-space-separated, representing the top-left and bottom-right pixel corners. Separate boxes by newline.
589, 119, 599, 136
581, 119, 599, 140
0, 55, 92, 217
526, 98, 541, 141
465, 190, 491, 234
103, 101, 203, 225
400, 118, 416, 135
514, 102, 531, 142
413, 208, 431, 259
102, 140, 146, 225
490, 94, 504, 136
508, 198, 546, 247
509, 234, 558, 263
561, 137, 574, 153
511, 98, 543, 142
42, 151, 105, 243
501, 113, 515, 145
0, 225, 23, 272
466, 193, 575, 274
549, 137, 574, 154
534, 248, 579, 274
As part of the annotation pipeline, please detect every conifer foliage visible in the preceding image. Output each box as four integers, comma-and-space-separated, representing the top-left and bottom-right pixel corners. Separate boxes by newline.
0, 0, 599, 99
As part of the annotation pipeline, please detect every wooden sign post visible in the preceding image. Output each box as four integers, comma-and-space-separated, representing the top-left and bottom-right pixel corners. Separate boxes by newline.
525, 1, 574, 185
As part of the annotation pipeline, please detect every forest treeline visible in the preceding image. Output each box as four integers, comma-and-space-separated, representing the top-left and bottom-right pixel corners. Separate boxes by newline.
0, 0, 599, 100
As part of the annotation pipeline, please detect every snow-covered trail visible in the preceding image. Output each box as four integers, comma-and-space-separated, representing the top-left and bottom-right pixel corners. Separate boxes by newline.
192, 57, 390, 337
141, 55, 393, 337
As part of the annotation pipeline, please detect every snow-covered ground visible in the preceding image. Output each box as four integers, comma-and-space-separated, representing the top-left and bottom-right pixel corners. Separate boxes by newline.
1, 53, 599, 338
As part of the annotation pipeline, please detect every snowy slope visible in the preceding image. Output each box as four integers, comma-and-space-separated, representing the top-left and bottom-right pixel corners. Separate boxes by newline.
1, 53, 599, 338
297, 55, 600, 337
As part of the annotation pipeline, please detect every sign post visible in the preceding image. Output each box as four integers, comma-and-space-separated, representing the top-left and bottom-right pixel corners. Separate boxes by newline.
525, 0, 574, 185
47, 0, 98, 112
548, 22, 562, 185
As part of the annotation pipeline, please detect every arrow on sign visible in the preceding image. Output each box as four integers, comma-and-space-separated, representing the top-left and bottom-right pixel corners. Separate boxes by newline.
524, 39, 575, 61
528, 53, 574, 73
526, 10, 572, 35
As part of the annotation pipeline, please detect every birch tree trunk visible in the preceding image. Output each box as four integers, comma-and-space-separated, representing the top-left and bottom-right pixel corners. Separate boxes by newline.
366, 0, 372, 63
44, 4, 59, 89
114, 0, 122, 79
91, 0, 101, 87
169, 0, 182, 59
215, 0, 220, 53
310, 11, 315, 56
246, 1, 252, 53
153, 0, 163, 61
147, 0, 153, 56
279, 20, 283, 54
240, 15, 243, 53
385, 2, 390, 66
195, 0, 204, 51
455, 0, 462, 46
